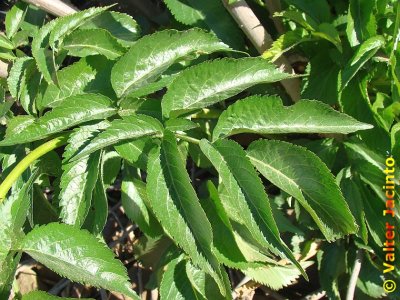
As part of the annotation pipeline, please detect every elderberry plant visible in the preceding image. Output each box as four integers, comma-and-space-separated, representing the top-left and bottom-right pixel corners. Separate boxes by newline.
0, 0, 399, 299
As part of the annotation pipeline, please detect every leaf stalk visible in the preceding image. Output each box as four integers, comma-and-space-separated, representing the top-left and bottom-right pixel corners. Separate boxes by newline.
0, 135, 68, 202
174, 133, 201, 145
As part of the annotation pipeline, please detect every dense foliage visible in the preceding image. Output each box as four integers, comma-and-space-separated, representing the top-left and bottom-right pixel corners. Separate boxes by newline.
0, 0, 399, 299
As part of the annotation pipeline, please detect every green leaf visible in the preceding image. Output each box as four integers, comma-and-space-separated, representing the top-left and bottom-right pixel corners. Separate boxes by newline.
0, 252, 21, 299
83, 153, 109, 235
339, 74, 390, 153
5, 2, 28, 38
318, 243, 346, 299
81, 11, 141, 47
165, 118, 199, 132
146, 130, 229, 295
185, 260, 227, 300
200, 181, 270, 265
246, 140, 358, 241
114, 137, 155, 170
341, 36, 385, 90
162, 58, 294, 117
71, 114, 163, 161
0, 34, 14, 50
0, 170, 38, 255
32, 19, 58, 84
0, 172, 37, 297
59, 151, 101, 227
63, 121, 111, 161
60, 122, 109, 227
243, 261, 314, 290
111, 29, 231, 98
392, 123, 400, 162
312, 23, 342, 52
122, 165, 163, 238
356, 255, 385, 298
338, 168, 368, 244
7, 56, 40, 115
274, 10, 317, 31
346, 0, 377, 46
283, 0, 331, 24
263, 29, 311, 62
22, 290, 94, 300
213, 96, 372, 140
164, 0, 244, 49
199, 139, 306, 277
49, 6, 110, 49
0, 94, 116, 146
0, 172, 36, 296
0, 48, 16, 60
7, 57, 33, 99
160, 257, 206, 300
19, 4, 47, 37
38, 56, 115, 110
20, 223, 140, 299
302, 53, 341, 105
63, 29, 126, 60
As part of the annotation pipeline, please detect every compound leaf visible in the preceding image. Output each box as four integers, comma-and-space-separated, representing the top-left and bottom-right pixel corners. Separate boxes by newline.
20, 223, 140, 299
213, 96, 372, 140
162, 58, 294, 117
111, 29, 230, 98
246, 140, 357, 241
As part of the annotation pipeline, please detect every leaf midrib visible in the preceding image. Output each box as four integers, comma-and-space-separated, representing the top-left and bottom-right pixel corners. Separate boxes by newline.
64, 42, 122, 57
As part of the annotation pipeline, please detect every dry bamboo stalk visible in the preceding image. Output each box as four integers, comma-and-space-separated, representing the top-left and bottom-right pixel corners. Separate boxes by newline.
222, 0, 301, 101
264, 0, 285, 34
0, 60, 8, 78
22, 0, 78, 16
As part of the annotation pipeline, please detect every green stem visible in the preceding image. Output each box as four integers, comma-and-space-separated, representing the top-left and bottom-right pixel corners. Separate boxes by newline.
190, 108, 222, 119
0, 135, 68, 202
175, 133, 201, 145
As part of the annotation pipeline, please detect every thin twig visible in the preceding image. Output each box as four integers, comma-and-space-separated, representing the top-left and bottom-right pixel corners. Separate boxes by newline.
0, 60, 8, 78
259, 286, 288, 300
150, 289, 158, 300
301, 289, 326, 300
48, 278, 70, 295
222, 0, 301, 102
346, 249, 363, 300
99, 289, 108, 300
264, 0, 284, 34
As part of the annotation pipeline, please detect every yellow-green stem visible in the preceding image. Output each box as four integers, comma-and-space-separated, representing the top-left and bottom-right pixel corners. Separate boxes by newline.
0, 135, 68, 202
175, 133, 201, 145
